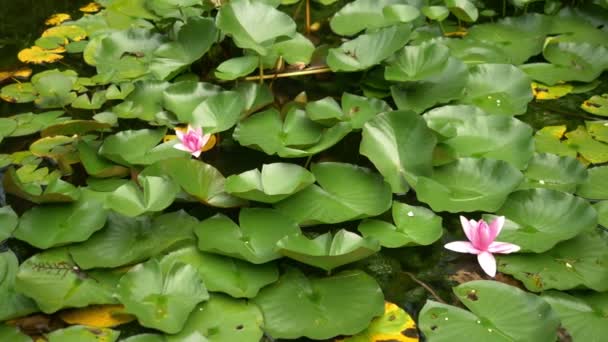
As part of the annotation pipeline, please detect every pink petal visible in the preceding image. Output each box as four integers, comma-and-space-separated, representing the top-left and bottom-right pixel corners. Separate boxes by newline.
444, 241, 480, 254
488, 216, 505, 241
173, 143, 193, 153
477, 251, 497, 277
487, 241, 520, 254
475, 220, 494, 251
192, 150, 202, 158
460, 216, 476, 243
175, 129, 185, 141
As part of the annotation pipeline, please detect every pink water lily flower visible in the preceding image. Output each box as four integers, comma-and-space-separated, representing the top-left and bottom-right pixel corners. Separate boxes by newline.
445, 216, 520, 277
173, 125, 211, 158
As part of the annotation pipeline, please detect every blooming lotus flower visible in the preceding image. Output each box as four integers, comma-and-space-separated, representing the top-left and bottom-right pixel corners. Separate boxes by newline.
173, 125, 211, 158
444, 216, 520, 277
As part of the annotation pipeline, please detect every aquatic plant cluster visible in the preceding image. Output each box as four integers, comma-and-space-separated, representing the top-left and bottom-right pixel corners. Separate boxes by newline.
1, 0, 608, 341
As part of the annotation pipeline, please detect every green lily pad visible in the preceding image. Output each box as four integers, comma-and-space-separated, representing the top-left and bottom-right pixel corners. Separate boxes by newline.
520, 153, 587, 192
225, 163, 315, 203
215, 55, 259, 80
15, 248, 120, 313
586, 120, 608, 143
0, 325, 31, 342
252, 268, 384, 340
358, 201, 443, 248
47, 325, 119, 342
0, 118, 17, 142
120, 334, 164, 342
41, 120, 111, 137
582, 94, 608, 117
565, 126, 608, 164
576, 166, 608, 199
360, 110, 436, 193
269, 33, 315, 65
385, 41, 451, 82
414, 158, 523, 213
0, 206, 18, 242
458, 63, 533, 115
105, 175, 180, 217
71, 91, 107, 110
9, 111, 66, 137
31, 69, 78, 108
329, 0, 416, 36
422, 5, 449, 21
161, 245, 278, 298
419, 280, 559, 341
112, 81, 170, 121
70, 210, 197, 269
216, 0, 296, 55
542, 291, 608, 341
195, 208, 300, 264
275, 162, 392, 225
105, 82, 135, 100
13, 189, 108, 249
595, 201, 608, 228
234, 82, 273, 115
166, 294, 264, 342
117, 258, 208, 333
3, 166, 80, 204
277, 229, 380, 271
77, 141, 130, 178
161, 80, 222, 122
341, 92, 392, 129
498, 231, 608, 292
423, 105, 534, 169
445, 0, 478, 22
0, 251, 38, 321
99, 128, 188, 166
0, 82, 36, 103
192, 91, 246, 133
534, 125, 577, 157
327, 24, 411, 72
491, 188, 597, 253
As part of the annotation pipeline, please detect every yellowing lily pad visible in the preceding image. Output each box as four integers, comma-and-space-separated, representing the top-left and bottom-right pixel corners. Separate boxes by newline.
17, 46, 64, 64
0, 67, 32, 83
336, 302, 419, 342
42, 25, 87, 42
566, 126, 608, 164
80, 2, 102, 13
532, 81, 573, 100
59, 305, 135, 328
45, 13, 71, 26
581, 94, 608, 117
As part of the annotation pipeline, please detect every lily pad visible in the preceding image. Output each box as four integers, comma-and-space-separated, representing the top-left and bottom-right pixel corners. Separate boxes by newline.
253, 268, 384, 340
0, 251, 38, 320
0, 206, 18, 242
360, 110, 436, 193
534, 125, 577, 157
167, 294, 264, 342
47, 325, 119, 342
70, 210, 197, 269
116, 258, 208, 333
329, 0, 416, 35
99, 128, 188, 166
162, 80, 222, 121
15, 248, 120, 313
276, 229, 381, 271
224, 163, 315, 203
0, 325, 31, 342
498, 231, 608, 292
576, 165, 608, 199
192, 91, 246, 133
0, 83, 36, 103
215, 55, 259, 80
112, 81, 170, 121
520, 153, 587, 192
275, 162, 392, 225
491, 188, 597, 252
160, 245, 278, 298
385, 41, 451, 82
358, 201, 443, 248
77, 141, 130, 178
13, 189, 108, 249
595, 201, 608, 228
419, 280, 559, 341
195, 208, 300, 264
337, 302, 419, 342
445, 0, 479, 22
414, 158, 523, 213
565, 126, 608, 164
582, 94, 608, 117
105, 175, 180, 217
541, 291, 608, 342
31, 69, 79, 108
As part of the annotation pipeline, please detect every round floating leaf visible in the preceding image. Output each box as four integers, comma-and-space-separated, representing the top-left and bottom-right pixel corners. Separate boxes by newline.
0, 83, 36, 103
358, 201, 443, 248
77, 141, 129, 178
70, 210, 197, 269
577, 166, 608, 199
117, 258, 208, 333
112, 81, 170, 121
59, 305, 135, 328
31, 69, 78, 108
0, 251, 38, 321
0, 206, 18, 242
419, 280, 559, 341
534, 125, 577, 158
565, 126, 608, 164
541, 291, 608, 342
499, 231, 608, 292
329, 0, 414, 36
42, 120, 111, 137
445, 0, 479, 22
587, 120, 608, 144
9, 111, 66, 137
253, 268, 384, 340
341, 92, 392, 129
234, 82, 273, 115
215, 55, 259, 80
385, 41, 451, 82
15, 248, 120, 313
216, 0, 296, 55
167, 294, 264, 342
327, 24, 411, 72
195, 208, 300, 264
275, 162, 392, 225
414, 158, 523, 213
582, 94, 608, 117
42, 25, 87, 42
491, 189, 597, 253
192, 91, 246, 133
421, 6, 449, 21
0, 325, 31, 342
595, 201, 608, 228
17, 46, 64, 64
99, 128, 187, 166
161, 245, 278, 298
458, 64, 533, 115
105, 175, 179, 217
337, 302, 419, 342
360, 110, 436, 194
520, 153, 587, 192
277, 229, 380, 271
225, 163, 315, 203
13, 189, 108, 249
47, 325, 119, 342
162, 80, 221, 121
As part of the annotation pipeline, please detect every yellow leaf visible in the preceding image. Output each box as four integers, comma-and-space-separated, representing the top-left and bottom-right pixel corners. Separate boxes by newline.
42, 25, 87, 42
80, 2, 102, 13
17, 46, 64, 64
336, 302, 419, 342
45, 13, 71, 26
537, 125, 567, 139
59, 305, 135, 328
0, 67, 32, 83
531, 81, 573, 100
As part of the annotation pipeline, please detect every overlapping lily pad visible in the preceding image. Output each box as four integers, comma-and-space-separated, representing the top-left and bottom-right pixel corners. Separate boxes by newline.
105, 175, 180, 217
576, 166, 608, 199
520, 153, 588, 192
0, 251, 38, 320
541, 291, 608, 341
99, 128, 188, 166
47, 325, 119, 342
0, 207, 18, 242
